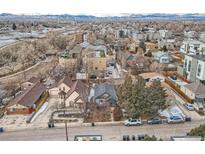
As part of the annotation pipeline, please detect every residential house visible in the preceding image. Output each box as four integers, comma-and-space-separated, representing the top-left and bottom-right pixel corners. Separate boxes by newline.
117, 46, 151, 70
92, 83, 118, 107
199, 31, 205, 42
184, 31, 197, 39
59, 50, 79, 69
158, 39, 176, 50
132, 29, 160, 42
153, 51, 173, 64
82, 44, 108, 74
6, 81, 48, 115
180, 40, 205, 55
50, 77, 89, 111
115, 28, 131, 38
183, 81, 205, 103
158, 30, 172, 39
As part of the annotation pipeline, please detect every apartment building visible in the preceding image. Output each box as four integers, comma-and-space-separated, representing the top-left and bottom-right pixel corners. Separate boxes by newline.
184, 54, 205, 83
180, 40, 205, 55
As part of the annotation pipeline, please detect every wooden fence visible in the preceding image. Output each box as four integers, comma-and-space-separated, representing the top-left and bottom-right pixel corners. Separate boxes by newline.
165, 78, 193, 103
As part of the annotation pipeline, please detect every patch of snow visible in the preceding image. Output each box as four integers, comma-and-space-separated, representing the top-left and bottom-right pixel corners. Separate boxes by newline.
30, 101, 48, 123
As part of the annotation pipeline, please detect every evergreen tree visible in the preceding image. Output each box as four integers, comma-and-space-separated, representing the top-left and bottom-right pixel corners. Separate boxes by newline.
162, 45, 168, 52
117, 76, 166, 118
12, 23, 17, 30
117, 75, 133, 107
187, 124, 205, 137
139, 41, 146, 52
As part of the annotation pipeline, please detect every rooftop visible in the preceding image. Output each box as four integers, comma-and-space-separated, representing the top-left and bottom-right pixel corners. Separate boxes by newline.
8, 81, 46, 108
184, 81, 205, 98
189, 54, 205, 61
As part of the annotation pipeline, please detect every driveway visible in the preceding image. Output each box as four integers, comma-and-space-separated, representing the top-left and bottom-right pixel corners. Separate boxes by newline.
163, 82, 205, 121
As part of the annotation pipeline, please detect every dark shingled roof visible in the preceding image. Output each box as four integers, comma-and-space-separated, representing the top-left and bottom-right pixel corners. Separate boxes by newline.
66, 80, 89, 103
8, 82, 46, 108
59, 76, 73, 88
93, 83, 118, 104
189, 55, 205, 61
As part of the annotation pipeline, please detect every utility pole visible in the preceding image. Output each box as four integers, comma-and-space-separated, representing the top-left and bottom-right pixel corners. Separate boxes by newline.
65, 121, 68, 141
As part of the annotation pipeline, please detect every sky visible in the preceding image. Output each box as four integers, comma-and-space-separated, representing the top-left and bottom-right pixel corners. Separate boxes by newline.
0, 0, 205, 16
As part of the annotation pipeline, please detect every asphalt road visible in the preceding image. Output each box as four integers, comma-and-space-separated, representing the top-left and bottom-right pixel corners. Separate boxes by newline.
0, 120, 205, 141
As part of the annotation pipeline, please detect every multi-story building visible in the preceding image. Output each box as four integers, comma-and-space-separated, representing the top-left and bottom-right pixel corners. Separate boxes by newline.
180, 40, 205, 55
184, 54, 205, 83
184, 31, 197, 39
158, 29, 172, 39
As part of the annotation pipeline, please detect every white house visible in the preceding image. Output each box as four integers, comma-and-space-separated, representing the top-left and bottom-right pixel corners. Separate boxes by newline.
153, 51, 173, 64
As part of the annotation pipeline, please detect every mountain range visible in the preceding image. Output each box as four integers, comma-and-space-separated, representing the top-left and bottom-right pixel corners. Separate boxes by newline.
0, 13, 205, 21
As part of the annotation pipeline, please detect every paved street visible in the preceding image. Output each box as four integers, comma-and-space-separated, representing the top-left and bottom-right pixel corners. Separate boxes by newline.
0, 120, 205, 141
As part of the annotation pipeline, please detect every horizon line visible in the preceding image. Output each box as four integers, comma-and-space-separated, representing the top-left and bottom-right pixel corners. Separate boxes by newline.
0, 13, 203, 17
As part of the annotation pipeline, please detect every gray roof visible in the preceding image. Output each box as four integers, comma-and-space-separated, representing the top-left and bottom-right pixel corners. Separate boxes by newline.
94, 83, 118, 104
184, 82, 205, 98
189, 55, 205, 61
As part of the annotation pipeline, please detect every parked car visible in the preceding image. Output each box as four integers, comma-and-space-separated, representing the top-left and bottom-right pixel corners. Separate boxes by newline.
122, 135, 130, 141
138, 134, 145, 141
147, 117, 162, 125
184, 103, 195, 111
167, 116, 184, 124
0, 127, 4, 133
170, 76, 177, 80
185, 116, 192, 122
89, 75, 97, 79
124, 118, 142, 126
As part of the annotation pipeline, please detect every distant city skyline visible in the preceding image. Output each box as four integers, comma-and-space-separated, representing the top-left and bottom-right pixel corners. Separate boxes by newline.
0, 0, 205, 16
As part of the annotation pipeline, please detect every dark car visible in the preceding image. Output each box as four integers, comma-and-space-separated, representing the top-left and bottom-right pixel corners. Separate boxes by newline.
122, 135, 130, 141
0, 127, 4, 133
89, 75, 97, 79
185, 116, 192, 122
138, 134, 145, 141
147, 117, 162, 125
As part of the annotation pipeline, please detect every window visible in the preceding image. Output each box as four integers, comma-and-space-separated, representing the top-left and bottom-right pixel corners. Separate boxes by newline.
188, 61, 191, 72
197, 64, 202, 76
184, 59, 187, 69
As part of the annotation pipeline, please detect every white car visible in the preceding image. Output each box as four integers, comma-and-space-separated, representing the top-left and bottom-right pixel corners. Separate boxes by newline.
124, 118, 142, 126
184, 103, 195, 111
167, 116, 184, 124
